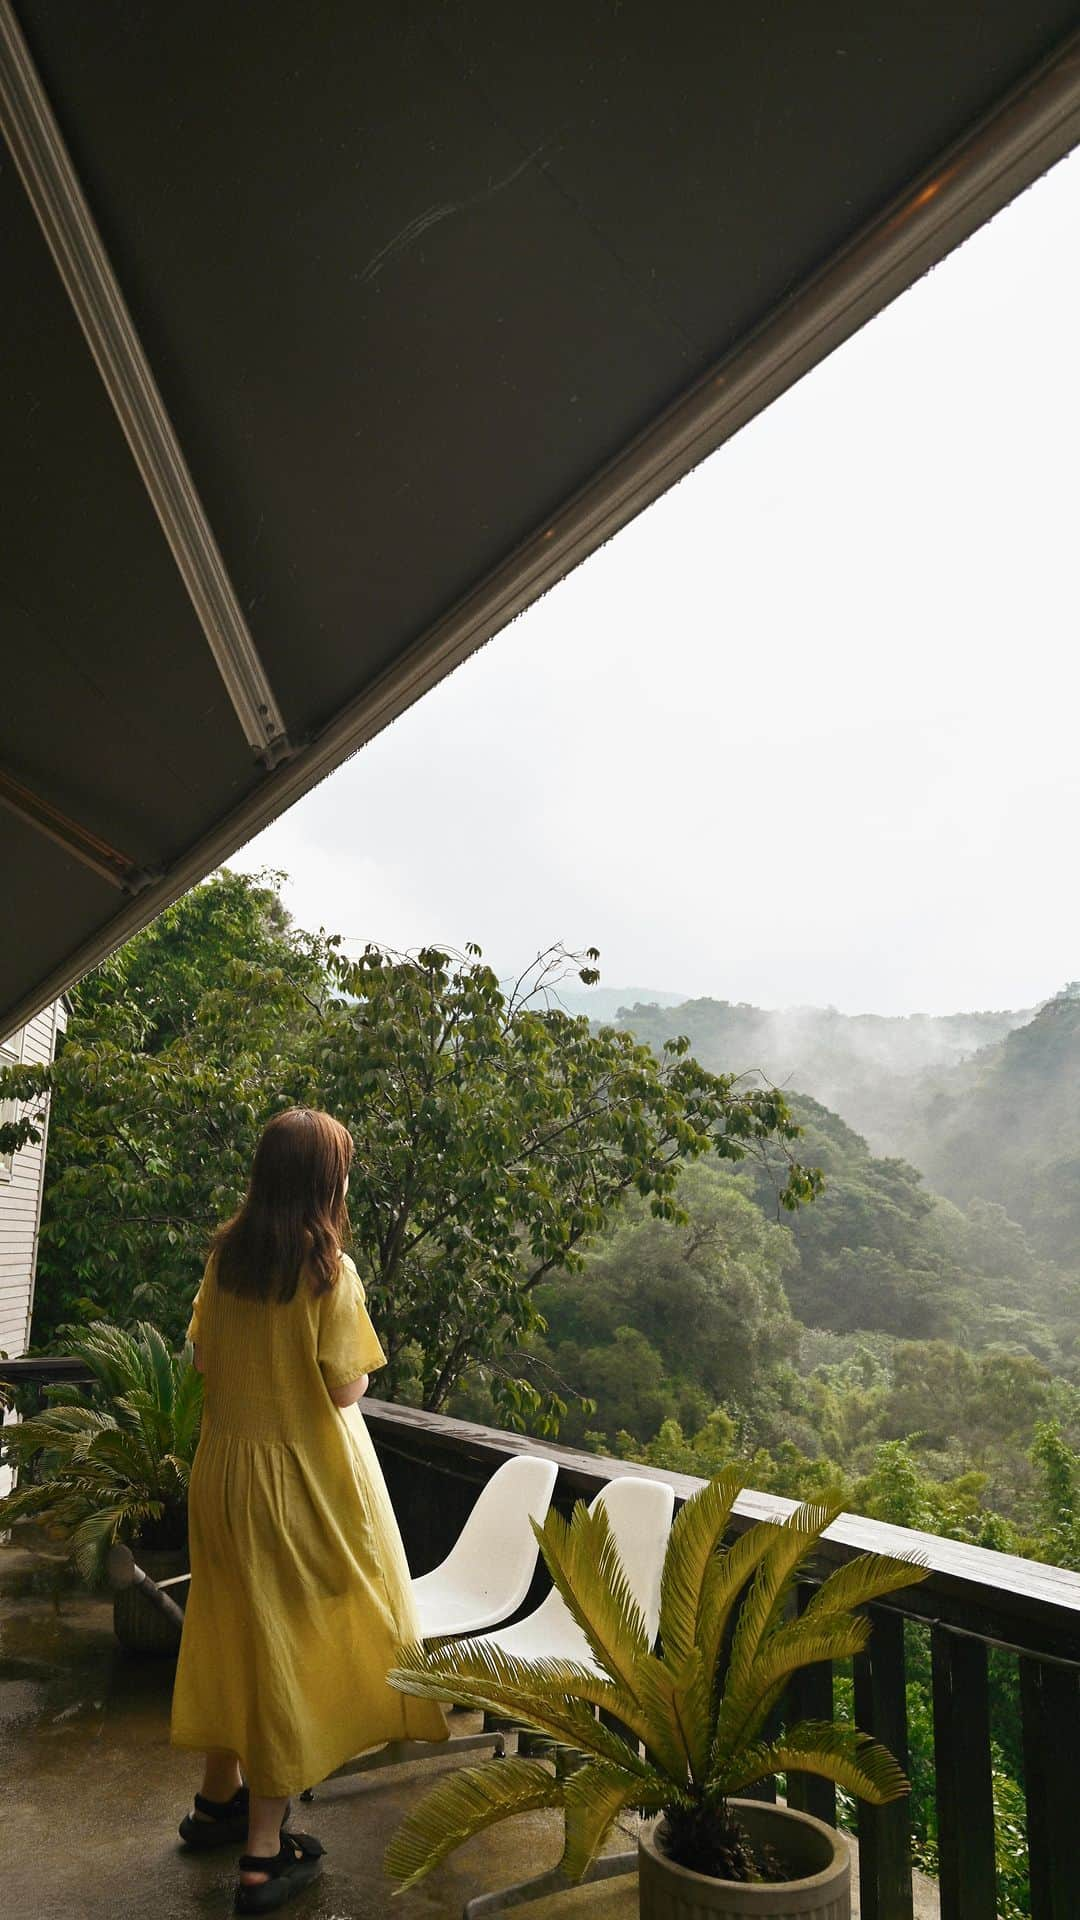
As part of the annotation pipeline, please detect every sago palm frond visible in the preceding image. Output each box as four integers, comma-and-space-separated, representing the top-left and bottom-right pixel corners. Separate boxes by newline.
68, 1412, 121, 1461
719, 1545, 928, 1763
383, 1759, 566, 1891
715, 1504, 840, 1754
695, 1524, 783, 1698
0, 1479, 66, 1526
630, 1648, 711, 1788
172, 1362, 205, 1456
711, 1620, 868, 1766
714, 1719, 910, 1806
162, 1451, 195, 1490
3, 1406, 109, 1453
668, 1646, 715, 1787
115, 1389, 172, 1462
658, 1466, 743, 1668
801, 1551, 929, 1625
388, 1641, 655, 1775
713, 1612, 873, 1765
81, 1428, 168, 1492
69, 1322, 145, 1401
139, 1321, 177, 1416
561, 1759, 671, 1880
72, 1500, 163, 1581
531, 1501, 648, 1694
0, 1316, 201, 1577
392, 1639, 637, 1724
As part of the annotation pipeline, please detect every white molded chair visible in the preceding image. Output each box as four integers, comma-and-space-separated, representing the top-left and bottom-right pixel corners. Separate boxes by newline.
411, 1452, 560, 1640
473, 1471, 675, 1671
461, 1473, 676, 1920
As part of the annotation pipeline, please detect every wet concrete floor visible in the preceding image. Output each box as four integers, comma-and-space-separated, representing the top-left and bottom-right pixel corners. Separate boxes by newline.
1, 1532, 942, 1919
0, 1532, 642, 1920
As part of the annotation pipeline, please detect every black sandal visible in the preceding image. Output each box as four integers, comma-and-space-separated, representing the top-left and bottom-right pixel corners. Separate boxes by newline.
179, 1786, 292, 1851
234, 1832, 325, 1913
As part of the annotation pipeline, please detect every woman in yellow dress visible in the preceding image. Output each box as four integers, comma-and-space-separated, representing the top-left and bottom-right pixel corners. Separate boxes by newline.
171, 1107, 446, 1912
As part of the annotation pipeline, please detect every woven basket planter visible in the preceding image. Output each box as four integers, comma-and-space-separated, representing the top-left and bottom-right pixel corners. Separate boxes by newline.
112, 1547, 188, 1655
638, 1804, 850, 1920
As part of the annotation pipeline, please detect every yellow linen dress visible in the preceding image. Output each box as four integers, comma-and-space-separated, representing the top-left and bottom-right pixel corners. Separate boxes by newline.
170, 1251, 446, 1795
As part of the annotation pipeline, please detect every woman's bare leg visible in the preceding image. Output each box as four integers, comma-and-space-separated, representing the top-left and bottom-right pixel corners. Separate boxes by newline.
240, 1795, 291, 1886
196, 1748, 243, 1812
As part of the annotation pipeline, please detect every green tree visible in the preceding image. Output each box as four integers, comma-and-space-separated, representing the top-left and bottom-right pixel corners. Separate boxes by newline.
562, 1327, 676, 1443
532, 1162, 800, 1442
877, 1342, 977, 1451
621, 1408, 739, 1478
69, 866, 323, 1053
8, 872, 326, 1342
317, 946, 818, 1421
2, 880, 819, 1429
1030, 1420, 1080, 1567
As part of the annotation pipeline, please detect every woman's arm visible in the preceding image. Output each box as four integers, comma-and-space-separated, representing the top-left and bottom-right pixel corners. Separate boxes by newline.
328, 1372, 369, 1408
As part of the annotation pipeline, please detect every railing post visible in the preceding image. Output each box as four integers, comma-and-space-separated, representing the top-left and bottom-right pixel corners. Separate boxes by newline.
854, 1608, 913, 1920
931, 1628, 996, 1920
1020, 1655, 1080, 1920
785, 1581, 836, 1827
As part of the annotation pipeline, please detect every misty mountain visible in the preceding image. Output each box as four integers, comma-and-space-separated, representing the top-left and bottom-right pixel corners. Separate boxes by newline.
746, 1090, 1076, 1365
553, 984, 689, 1021
898, 987, 1080, 1265
609, 996, 1033, 1152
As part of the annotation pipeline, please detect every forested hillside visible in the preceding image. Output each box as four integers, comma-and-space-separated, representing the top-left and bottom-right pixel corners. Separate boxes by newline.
898, 986, 1080, 1265
611, 994, 1030, 1151
518, 985, 1080, 1562
518, 1114, 1080, 1496
753, 1092, 1077, 1366
610, 984, 1080, 1281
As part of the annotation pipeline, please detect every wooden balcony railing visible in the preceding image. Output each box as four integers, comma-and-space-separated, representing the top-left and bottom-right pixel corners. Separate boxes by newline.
4, 1360, 1079, 1919
363, 1399, 1080, 1920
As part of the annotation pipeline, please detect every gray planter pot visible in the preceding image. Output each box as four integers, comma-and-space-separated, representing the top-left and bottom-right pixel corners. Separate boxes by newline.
112, 1546, 188, 1655
639, 1803, 850, 1920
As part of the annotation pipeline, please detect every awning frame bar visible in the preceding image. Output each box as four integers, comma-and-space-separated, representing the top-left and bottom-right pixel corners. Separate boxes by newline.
0, 767, 153, 893
0, 0, 292, 769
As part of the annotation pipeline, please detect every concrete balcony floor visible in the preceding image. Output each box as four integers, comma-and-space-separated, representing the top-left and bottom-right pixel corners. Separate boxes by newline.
1, 1533, 942, 1920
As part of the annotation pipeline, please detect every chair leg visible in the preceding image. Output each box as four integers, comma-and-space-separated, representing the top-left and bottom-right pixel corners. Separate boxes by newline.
301, 1726, 515, 1798
462, 1847, 637, 1918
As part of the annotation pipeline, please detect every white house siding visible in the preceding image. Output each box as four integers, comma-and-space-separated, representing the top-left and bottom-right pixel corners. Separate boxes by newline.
0, 1001, 64, 1501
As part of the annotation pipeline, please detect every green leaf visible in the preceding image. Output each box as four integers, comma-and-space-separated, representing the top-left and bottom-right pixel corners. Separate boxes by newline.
800, 1551, 929, 1625
388, 1640, 654, 1774
532, 1500, 650, 1695
714, 1504, 841, 1762
720, 1719, 911, 1806
561, 1760, 667, 1880
658, 1466, 743, 1670
383, 1759, 565, 1890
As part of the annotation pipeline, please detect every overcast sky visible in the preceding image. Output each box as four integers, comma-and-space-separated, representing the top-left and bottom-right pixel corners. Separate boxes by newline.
231, 148, 1080, 1019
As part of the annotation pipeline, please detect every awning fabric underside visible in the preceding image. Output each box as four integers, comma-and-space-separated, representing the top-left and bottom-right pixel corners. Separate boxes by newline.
3, 2, 1080, 1035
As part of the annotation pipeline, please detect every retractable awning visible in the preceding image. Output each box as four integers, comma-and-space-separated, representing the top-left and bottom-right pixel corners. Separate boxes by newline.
3, 2, 1079, 1037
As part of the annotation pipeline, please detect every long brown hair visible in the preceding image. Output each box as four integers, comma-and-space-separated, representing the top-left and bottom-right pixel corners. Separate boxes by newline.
212, 1107, 354, 1303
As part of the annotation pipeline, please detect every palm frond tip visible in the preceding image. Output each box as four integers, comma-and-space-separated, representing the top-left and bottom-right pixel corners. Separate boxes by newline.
383, 1760, 565, 1891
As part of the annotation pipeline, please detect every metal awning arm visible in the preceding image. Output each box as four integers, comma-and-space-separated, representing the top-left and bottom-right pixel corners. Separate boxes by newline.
0, 0, 292, 769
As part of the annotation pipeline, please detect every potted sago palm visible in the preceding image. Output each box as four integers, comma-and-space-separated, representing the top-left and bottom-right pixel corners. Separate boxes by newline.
0, 1319, 202, 1653
384, 1468, 928, 1919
